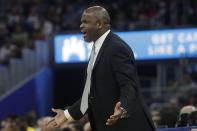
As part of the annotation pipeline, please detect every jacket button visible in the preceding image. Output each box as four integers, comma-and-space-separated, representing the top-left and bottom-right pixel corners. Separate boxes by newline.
88, 96, 94, 104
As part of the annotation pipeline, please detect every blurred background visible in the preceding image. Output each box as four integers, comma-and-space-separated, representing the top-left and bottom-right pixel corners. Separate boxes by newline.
0, 0, 197, 131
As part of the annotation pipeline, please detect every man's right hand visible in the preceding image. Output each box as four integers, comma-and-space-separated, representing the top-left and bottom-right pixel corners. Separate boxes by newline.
46, 108, 67, 128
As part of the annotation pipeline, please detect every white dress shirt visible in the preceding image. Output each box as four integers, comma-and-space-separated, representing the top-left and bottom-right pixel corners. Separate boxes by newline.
64, 30, 110, 120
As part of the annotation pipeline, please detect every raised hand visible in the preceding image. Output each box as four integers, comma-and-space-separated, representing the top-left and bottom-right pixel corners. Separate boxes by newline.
46, 108, 67, 128
106, 101, 121, 125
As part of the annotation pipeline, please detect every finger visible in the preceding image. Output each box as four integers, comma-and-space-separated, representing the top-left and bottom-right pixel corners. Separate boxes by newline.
109, 116, 116, 121
110, 115, 116, 118
107, 119, 114, 123
52, 108, 58, 113
106, 119, 115, 125
107, 118, 113, 122
106, 120, 113, 125
107, 115, 118, 124
110, 115, 119, 120
114, 101, 121, 112
107, 118, 115, 124
116, 102, 121, 107
108, 115, 119, 122
106, 122, 112, 125
106, 113, 120, 126
108, 120, 116, 125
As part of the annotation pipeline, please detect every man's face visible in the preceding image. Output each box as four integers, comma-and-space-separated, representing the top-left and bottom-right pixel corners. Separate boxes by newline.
80, 11, 99, 42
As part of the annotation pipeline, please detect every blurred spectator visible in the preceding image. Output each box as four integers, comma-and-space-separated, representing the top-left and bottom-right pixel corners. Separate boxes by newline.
151, 110, 161, 128
10, 47, 22, 59
187, 93, 197, 106
27, 6, 39, 30
7, 6, 20, 25
32, 29, 46, 41
176, 73, 197, 106
0, 27, 6, 48
156, 0, 167, 26
45, 5, 58, 24
25, 110, 38, 129
181, 105, 195, 114
167, 78, 179, 92
182, 73, 197, 89
39, 16, 53, 36
188, 110, 197, 126
18, 14, 34, 34
11, 24, 28, 47
61, 121, 83, 131
127, 3, 139, 30
1, 114, 66, 131
1, 115, 28, 131
115, 11, 128, 31
179, 13, 190, 28
36, 116, 60, 131
0, 39, 16, 65
190, 6, 197, 25
176, 105, 196, 127
168, 0, 180, 26
26, 38, 35, 50
0, 20, 7, 33
167, 77, 180, 99
62, 4, 80, 30
159, 98, 179, 128
140, 1, 157, 21
53, 15, 61, 33
1, 115, 14, 129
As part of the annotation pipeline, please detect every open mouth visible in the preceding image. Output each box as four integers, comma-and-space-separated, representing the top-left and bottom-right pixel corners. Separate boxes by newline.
83, 32, 87, 38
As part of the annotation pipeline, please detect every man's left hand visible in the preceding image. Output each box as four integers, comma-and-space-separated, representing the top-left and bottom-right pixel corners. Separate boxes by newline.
106, 101, 121, 125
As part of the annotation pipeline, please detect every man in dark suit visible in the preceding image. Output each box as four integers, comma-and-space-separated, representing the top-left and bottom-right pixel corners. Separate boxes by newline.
47, 6, 155, 131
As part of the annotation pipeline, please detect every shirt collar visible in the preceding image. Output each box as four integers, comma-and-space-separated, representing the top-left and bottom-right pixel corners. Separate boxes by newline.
94, 30, 110, 54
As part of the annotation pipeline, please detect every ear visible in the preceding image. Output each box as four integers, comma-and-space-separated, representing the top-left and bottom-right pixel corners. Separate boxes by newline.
96, 20, 102, 29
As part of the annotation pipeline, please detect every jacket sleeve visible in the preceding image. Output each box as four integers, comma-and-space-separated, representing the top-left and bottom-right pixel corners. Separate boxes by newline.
68, 98, 84, 120
110, 43, 139, 115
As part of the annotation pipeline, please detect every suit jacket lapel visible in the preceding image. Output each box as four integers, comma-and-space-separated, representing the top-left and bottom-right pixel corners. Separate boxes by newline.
92, 31, 112, 72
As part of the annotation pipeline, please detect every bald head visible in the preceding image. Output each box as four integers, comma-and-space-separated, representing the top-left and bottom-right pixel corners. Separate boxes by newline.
180, 105, 196, 114
80, 6, 111, 42
84, 6, 110, 28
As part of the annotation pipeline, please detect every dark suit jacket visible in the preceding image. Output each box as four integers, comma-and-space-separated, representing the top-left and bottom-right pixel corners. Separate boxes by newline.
68, 32, 156, 131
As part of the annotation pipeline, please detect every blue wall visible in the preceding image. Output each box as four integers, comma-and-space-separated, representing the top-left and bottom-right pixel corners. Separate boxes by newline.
0, 68, 54, 123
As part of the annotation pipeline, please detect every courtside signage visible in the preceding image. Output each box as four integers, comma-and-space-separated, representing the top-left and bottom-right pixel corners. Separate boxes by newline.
54, 28, 197, 63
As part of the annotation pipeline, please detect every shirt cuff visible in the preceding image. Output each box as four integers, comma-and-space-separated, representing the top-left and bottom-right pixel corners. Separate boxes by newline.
64, 109, 73, 121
